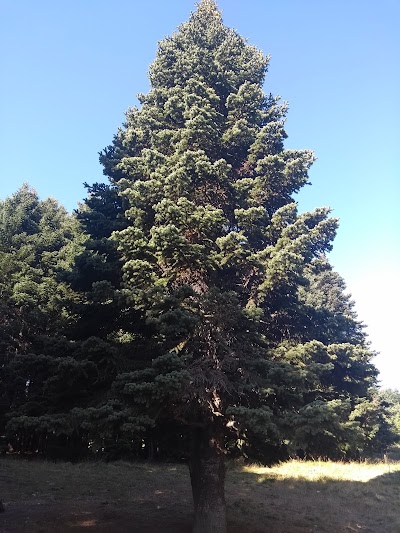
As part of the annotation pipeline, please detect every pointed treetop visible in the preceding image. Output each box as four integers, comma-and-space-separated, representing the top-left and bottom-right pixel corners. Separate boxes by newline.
195, 0, 222, 20
197, 0, 219, 10
148, 0, 269, 90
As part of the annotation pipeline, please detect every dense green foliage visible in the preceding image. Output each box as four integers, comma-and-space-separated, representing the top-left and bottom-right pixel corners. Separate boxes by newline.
0, 184, 85, 454
379, 389, 400, 442
0, 184, 79, 344
96, 0, 384, 465
0, 0, 395, 475
1, 3, 396, 530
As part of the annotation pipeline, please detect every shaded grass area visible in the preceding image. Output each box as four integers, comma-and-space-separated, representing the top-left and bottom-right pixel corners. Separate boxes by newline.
1, 455, 399, 532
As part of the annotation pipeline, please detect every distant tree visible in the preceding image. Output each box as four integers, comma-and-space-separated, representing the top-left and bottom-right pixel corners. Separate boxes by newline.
65, 182, 158, 459
0, 184, 84, 449
68, 182, 128, 339
99, 1, 379, 531
379, 389, 400, 442
0, 184, 151, 460
286, 258, 383, 458
0, 186, 123, 458
0, 184, 81, 340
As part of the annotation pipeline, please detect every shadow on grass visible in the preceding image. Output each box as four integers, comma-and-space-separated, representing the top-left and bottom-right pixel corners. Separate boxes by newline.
229, 467, 400, 533
1, 458, 399, 532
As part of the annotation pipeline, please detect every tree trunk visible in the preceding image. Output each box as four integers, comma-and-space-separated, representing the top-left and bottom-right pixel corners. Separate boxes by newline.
189, 428, 227, 533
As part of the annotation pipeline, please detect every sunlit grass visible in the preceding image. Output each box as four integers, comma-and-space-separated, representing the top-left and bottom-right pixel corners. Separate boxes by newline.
243, 458, 400, 483
2, 452, 400, 532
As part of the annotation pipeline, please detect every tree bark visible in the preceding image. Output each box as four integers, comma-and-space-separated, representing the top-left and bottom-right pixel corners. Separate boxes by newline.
189, 428, 227, 533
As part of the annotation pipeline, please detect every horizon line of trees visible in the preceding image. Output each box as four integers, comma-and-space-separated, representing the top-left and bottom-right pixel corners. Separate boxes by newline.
1, 180, 398, 462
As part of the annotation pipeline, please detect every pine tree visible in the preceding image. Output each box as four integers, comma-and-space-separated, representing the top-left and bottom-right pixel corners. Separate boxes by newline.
100, 1, 378, 530
0, 186, 125, 459
0, 184, 84, 359
65, 182, 158, 459
69, 182, 128, 339
1, 184, 151, 460
0, 184, 85, 451
379, 389, 400, 444
289, 258, 381, 458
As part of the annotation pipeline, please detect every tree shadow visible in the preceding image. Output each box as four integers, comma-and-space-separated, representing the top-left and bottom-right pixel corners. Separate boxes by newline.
230, 466, 400, 533
1, 460, 399, 532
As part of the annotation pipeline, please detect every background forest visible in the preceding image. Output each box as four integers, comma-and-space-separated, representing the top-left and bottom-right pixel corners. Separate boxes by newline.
1, 182, 398, 462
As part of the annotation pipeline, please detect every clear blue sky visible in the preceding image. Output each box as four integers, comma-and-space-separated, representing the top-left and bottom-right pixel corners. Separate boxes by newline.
1, 0, 399, 388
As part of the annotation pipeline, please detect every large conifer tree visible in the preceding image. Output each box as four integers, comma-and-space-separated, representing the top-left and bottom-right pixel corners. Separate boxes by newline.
100, 1, 377, 530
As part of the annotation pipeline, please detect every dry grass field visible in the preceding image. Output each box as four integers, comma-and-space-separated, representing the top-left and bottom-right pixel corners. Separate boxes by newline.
1, 451, 399, 532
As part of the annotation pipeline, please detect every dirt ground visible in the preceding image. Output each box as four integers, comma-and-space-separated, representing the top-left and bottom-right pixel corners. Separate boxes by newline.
1, 457, 399, 532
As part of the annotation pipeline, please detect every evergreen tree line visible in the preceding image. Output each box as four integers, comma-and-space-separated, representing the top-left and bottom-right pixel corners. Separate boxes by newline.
1, 182, 398, 461
0, 2, 398, 529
